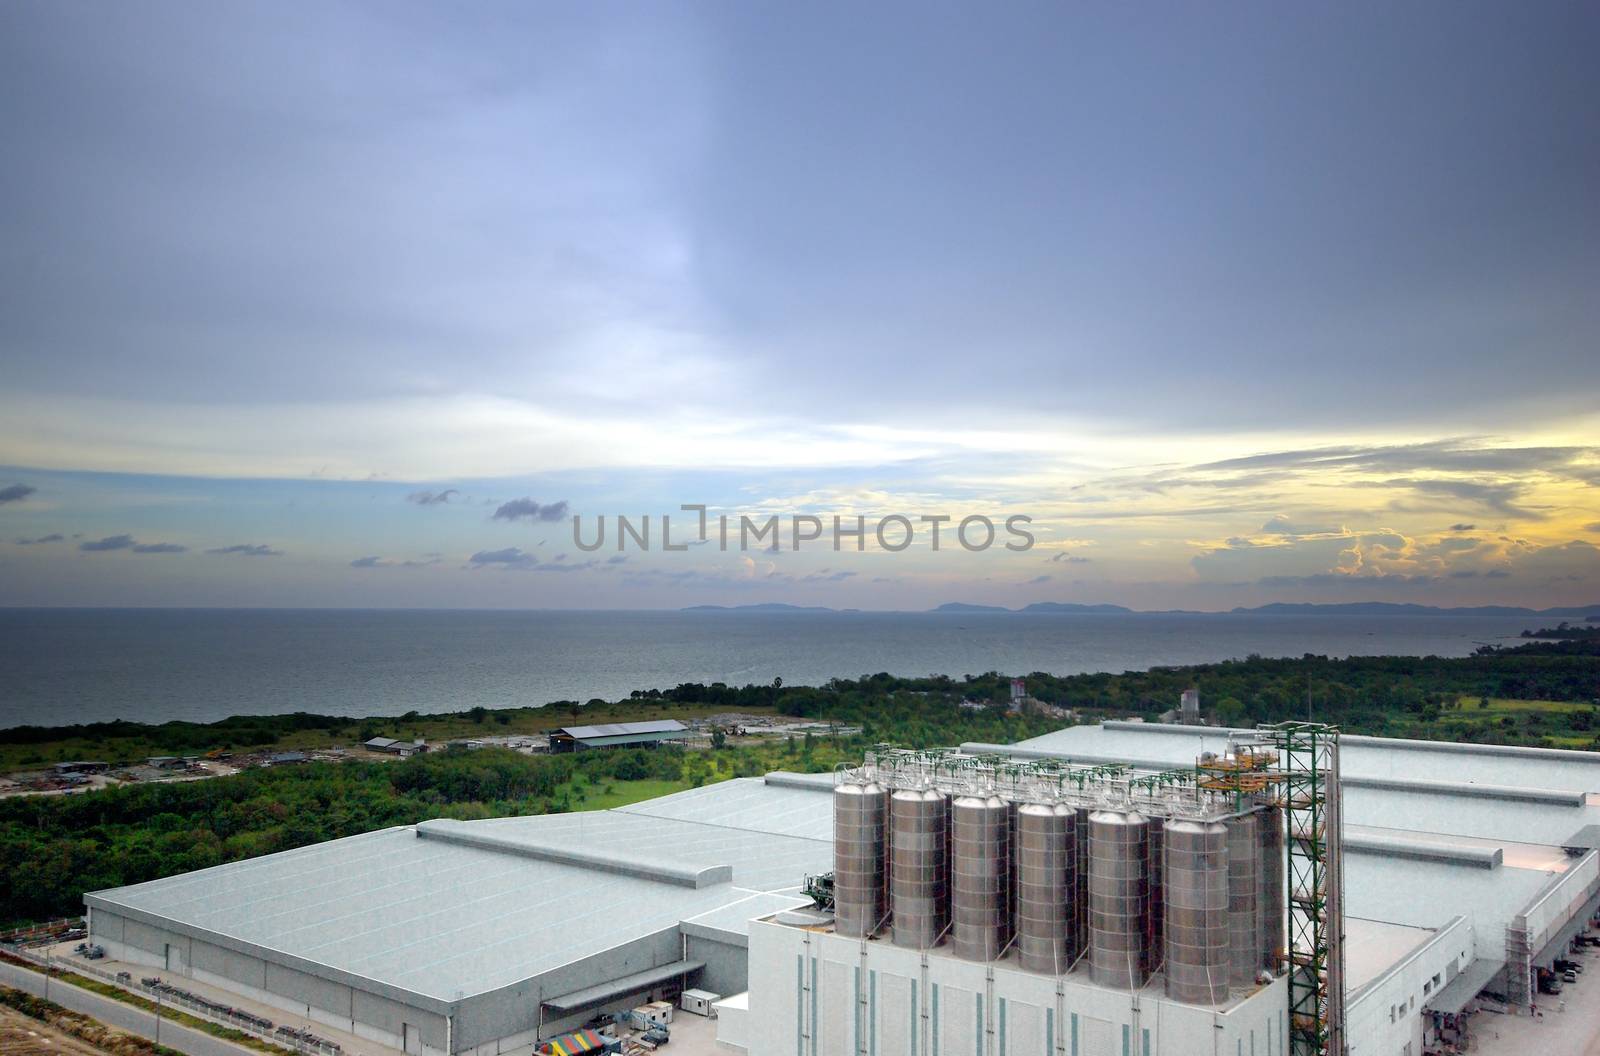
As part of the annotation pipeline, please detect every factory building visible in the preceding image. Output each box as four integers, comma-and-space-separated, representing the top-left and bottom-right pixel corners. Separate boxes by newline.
547, 720, 690, 753
81, 721, 1600, 1056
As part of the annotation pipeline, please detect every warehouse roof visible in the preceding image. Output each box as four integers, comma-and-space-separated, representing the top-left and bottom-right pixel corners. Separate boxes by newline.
554, 720, 688, 740
1010, 721, 1600, 794
86, 781, 825, 1009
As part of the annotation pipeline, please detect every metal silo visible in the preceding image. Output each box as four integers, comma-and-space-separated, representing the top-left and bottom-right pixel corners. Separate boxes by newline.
1074, 806, 1090, 963
1257, 805, 1284, 973
833, 781, 889, 937
1163, 820, 1230, 1005
891, 787, 949, 949
1226, 813, 1259, 986
951, 794, 1011, 961
1015, 802, 1076, 974
1088, 810, 1150, 989
1144, 815, 1165, 975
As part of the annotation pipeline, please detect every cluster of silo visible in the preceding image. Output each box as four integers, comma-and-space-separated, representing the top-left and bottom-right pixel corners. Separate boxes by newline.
831, 771, 1284, 1007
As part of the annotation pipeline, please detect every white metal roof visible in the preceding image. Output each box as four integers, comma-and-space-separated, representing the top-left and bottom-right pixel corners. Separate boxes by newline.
87, 781, 830, 1007
556, 720, 688, 739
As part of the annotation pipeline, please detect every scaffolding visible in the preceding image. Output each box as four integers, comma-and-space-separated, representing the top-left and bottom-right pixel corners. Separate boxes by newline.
1259, 721, 1345, 1056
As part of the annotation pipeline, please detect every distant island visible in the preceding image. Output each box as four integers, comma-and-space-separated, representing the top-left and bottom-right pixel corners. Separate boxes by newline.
684, 601, 1600, 617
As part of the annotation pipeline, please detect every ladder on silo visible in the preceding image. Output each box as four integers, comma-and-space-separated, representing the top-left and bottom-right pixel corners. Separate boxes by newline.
1261, 721, 1345, 1056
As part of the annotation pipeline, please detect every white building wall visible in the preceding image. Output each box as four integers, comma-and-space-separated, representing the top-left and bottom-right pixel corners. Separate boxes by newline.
748, 920, 1288, 1056
1344, 917, 1476, 1056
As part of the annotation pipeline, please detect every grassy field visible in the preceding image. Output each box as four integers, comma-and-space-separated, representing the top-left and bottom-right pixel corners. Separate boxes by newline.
1445, 696, 1597, 748
558, 776, 694, 811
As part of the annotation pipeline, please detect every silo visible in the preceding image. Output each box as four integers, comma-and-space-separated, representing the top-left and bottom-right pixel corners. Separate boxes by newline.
1163, 820, 1230, 1004
1015, 802, 1076, 974
1257, 806, 1284, 973
1074, 806, 1090, 963
1144, 816, 1166, 974
833, 781, 889, 937
891, 787, 949, 949
1088, 810, 1150, 989
1226, 813, 1259, 986
951, 794, 1011, 960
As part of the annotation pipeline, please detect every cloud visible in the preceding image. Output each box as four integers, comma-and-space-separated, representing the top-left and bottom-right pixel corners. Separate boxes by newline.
15, 533, 64, 545
407, 489, 458, 506
1048, 552, 1091, 564
606, 554, 629, 564
1587, 523, 1600, 533
1449, 523, 1477, 532
1260, 515, 1342, 536
469, 546, 539, 569
491, 498, 571, 522
1377, 478, 1543, 519
0, 484, 36, 504
131, 542, 187, 553
206, 543, 283, 557
1022, 574, 1052, 585
79, 534, 135, 551
352, 553, 441, 569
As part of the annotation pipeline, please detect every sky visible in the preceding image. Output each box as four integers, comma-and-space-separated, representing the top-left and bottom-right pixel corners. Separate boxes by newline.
1, 0, 1597, 610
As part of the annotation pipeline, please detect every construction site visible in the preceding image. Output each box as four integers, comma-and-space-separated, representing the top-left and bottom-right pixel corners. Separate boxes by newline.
22, 721, 1598, 1056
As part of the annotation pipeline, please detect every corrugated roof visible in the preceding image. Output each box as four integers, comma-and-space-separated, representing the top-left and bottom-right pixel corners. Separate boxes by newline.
557, 720, 688, 739
87, 780, 829, 1006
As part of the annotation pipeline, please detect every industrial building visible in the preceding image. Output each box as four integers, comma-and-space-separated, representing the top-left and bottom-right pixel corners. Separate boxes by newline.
547, 719, 691, 753
80, 720, 1600, 1056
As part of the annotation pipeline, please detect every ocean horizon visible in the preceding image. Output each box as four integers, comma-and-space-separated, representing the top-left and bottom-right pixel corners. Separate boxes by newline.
0, 607, 1556, 731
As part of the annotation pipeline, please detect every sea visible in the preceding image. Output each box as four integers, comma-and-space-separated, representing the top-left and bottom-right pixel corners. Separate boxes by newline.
0, 608, 1557, 731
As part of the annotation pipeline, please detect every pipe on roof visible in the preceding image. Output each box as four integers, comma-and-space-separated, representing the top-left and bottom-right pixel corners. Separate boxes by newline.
414, 820, 732, 888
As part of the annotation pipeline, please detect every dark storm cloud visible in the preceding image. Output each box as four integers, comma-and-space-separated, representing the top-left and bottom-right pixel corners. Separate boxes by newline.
492, 498, 570, 523
407, 489, 458, 506
15, 533, 64, 545
207, 543, 283, 556
79, 534, 135, 551
132, 542, 187, 554
0, 484, 36, 504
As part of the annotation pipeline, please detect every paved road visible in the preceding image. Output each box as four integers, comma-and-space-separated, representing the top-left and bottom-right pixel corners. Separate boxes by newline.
0, 959, 259, 1056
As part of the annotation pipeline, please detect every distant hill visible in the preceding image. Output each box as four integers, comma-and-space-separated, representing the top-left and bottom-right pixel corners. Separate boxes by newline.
931, 602, 1011, 613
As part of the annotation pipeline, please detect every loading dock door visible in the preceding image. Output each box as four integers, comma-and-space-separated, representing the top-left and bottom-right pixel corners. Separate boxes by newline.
403, 1022, 421, 1055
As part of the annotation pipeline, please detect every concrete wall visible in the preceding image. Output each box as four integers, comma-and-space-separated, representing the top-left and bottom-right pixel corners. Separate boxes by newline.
90, 909, 451, 1056
686, 934, 748, 997
748, 919, 1289, 1056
